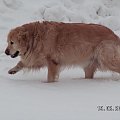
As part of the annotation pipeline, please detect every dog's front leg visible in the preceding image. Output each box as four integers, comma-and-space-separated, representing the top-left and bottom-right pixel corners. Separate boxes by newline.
47, 59, 60, 83
8, 61, 24, 74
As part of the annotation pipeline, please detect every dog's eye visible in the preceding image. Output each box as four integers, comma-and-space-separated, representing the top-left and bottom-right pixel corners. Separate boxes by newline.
10, 41, 14, 45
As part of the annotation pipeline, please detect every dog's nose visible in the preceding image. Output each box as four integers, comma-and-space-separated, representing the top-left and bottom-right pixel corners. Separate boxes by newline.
5, 49, 10, 55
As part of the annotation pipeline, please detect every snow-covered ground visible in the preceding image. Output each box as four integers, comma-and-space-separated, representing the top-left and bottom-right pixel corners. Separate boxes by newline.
0, 0, 120, 119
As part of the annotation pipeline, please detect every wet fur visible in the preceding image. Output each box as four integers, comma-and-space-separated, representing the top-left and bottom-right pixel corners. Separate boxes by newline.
5, 21, 120, 82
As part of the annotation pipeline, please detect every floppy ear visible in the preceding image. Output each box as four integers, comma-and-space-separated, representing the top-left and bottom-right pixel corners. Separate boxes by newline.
20, 31, 29, 40
18, 29, 29, 46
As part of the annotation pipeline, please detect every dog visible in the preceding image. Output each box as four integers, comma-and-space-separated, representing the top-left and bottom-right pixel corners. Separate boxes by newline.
5, 21, 120, 82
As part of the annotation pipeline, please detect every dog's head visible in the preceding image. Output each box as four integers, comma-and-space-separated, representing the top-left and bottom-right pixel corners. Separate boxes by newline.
5, 27, 29, 58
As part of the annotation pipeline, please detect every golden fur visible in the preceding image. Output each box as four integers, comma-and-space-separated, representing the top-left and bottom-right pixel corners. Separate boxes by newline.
5, 21, 120, 82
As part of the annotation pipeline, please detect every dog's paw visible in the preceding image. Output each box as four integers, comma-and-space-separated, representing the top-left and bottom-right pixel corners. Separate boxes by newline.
41, 80, 57, 83
8, 69, 18, 74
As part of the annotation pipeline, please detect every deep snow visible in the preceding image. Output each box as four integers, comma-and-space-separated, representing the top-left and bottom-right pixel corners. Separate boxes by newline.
0, 0, 120, 120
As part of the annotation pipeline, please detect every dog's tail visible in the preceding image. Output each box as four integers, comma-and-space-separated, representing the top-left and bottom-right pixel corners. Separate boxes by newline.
95, 39, 120, 73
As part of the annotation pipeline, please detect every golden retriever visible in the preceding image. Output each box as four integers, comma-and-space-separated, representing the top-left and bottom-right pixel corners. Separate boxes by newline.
5, 21, 120, 82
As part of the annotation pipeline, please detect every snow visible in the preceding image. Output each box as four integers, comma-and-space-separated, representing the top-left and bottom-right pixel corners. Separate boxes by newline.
0, 0, 120, 119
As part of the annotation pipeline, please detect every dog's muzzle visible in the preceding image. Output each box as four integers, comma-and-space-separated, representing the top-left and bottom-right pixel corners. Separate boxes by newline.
5, 49, 10, 55
11, 51, 19, 58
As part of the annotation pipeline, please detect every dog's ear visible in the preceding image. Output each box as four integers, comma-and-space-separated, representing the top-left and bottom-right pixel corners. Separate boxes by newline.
18, 28, 29, 41
18, 27, 29, 46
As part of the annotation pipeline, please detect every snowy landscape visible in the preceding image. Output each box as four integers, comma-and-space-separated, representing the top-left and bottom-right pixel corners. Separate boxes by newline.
0, 0, 120, 119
